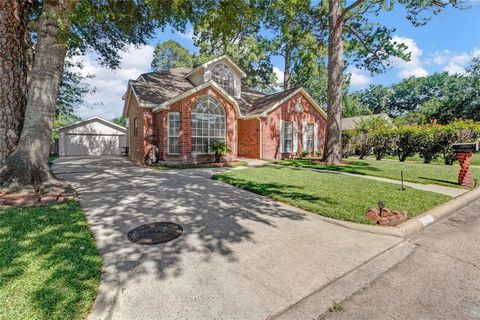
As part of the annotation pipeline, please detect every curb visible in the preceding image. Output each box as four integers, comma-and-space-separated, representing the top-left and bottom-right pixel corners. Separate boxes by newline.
397, 186, 480, 239
318, 187, 480, 240
269, 241, 416, 320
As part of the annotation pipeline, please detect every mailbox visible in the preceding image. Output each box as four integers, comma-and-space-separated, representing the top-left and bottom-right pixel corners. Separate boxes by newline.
452, 142, 479, 153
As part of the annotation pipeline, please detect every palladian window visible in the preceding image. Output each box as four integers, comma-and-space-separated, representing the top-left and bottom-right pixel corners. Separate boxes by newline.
211, 63, 235, 96
191, 95, 226, 154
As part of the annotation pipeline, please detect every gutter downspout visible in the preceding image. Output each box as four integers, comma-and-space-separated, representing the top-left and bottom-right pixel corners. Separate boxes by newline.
257, 117, 263, 160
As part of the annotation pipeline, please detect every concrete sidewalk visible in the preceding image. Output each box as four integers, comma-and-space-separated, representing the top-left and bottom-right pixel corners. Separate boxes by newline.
53, 156, 405, 320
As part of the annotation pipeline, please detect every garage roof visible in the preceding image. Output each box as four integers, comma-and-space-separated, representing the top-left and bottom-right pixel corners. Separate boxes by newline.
56, 116, 127, 133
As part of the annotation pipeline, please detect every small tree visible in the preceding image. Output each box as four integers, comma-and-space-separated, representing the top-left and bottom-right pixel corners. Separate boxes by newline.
393, 126, 419, 162
417, 126, 442, 164
371, 128, 396, 160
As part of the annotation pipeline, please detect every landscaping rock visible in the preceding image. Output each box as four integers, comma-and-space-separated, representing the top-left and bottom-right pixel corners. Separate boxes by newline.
366, 207, 408, 226
39, 196, 57, 203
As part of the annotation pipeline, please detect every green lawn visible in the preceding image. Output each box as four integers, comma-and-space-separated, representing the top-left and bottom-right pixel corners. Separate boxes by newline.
213, 166, 449, 224
0, 201, 101, 320
275, 158, 480, 188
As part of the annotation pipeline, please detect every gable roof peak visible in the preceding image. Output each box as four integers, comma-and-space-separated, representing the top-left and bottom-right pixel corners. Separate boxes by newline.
184, 55, 247, 79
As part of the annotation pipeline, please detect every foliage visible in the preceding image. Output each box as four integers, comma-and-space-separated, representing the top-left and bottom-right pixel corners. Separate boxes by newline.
210, 142, 230, 162
392, 126, 421, 162
354, 58, 480, 124
213, 166, 449, 224
112, 115, 127, 127
151, 40, 193, 71
371, 128, 396, 160
416, 126, 442, 163
343, 93, 372, 117
0, 201, 101, 319
341, 130, 356, 158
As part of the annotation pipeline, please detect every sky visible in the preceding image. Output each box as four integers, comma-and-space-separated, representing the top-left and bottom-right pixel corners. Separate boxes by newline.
75, 2, 480, 121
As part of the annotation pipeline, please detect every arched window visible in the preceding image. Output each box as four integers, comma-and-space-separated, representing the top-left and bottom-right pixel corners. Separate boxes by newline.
211, 63, 235, 95
191, 95, 226, 153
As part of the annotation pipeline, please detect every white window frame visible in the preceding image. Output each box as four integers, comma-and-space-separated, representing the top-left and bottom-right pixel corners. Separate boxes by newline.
168, 112, 180, 155
211, 63, 235, 96
191, 95, 226, 154
304, 123, 314, 153
282, 121, 293, 153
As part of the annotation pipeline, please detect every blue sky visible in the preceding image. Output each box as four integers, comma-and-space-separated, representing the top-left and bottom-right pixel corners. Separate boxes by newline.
76, 2, 480, 120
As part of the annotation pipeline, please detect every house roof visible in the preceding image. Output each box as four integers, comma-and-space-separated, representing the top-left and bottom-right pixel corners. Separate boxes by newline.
123, 57, 326, 119
184, 55, 247, 79
341, 113, 391, 130
56, 116, 127, 133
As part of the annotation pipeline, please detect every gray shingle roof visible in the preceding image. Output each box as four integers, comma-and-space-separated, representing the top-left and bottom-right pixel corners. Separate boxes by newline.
341, 113, 391, 130
129, 69, 304, 117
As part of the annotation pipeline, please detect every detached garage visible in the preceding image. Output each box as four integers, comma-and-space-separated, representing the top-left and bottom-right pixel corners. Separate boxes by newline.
58, 117, 127, 156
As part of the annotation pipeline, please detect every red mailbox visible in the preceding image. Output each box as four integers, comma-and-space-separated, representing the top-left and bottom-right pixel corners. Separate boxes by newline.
452, 142, 478, 188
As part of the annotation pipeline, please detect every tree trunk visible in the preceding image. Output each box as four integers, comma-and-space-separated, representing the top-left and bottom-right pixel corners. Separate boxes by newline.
283, 47, 291, 90
0, 1, 30, 165
323, 0, 344, 164
1, 0, 76, 193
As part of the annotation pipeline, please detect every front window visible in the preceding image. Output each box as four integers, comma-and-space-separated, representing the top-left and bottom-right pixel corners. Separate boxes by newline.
133, 118, 138, 136
305, 123, 314, 152
168, 112, 180, 154
191, 95, 226, 154
211, 63, 235, 96
282, 121, 293, 153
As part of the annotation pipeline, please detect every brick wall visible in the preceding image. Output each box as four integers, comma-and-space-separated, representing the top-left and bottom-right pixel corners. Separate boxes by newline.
152, 85, 238, 162
237, 118, 260, 158
126, 93, 154, 164
261, 92, 327, 160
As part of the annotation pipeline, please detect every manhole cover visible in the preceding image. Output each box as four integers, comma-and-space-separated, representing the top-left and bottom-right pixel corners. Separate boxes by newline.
127, 222, 183, 245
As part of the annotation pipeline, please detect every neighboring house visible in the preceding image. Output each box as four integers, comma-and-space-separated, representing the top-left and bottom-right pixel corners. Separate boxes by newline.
57, 116, 127, 156
341, 113, 392, 131
122, 55, 327, 164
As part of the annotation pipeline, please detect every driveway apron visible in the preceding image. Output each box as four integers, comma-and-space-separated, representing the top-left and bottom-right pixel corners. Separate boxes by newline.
53, 156, 401, 320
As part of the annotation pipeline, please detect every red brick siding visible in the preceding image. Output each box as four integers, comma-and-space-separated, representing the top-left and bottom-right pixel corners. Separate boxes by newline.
152, 86, 238, 162
261, 92, 327, 160
126, 92, 154, 163
237, 118, 260, 158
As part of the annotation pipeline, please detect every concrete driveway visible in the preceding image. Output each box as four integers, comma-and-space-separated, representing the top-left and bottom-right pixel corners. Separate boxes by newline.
52, 156, 402, 320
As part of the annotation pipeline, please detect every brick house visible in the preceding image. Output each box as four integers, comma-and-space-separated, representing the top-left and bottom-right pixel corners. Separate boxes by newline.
122, 55, 327, 164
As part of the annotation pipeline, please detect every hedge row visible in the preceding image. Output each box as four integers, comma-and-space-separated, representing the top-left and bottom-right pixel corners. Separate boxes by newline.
342, 120, 480, 164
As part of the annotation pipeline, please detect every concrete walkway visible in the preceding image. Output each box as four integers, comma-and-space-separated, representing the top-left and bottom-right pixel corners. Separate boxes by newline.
324, 195, 480, 320
52, 157, 404, 320
272, 164, 468, 197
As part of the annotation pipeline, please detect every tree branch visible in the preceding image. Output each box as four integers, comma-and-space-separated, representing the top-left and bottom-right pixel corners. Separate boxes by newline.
345, 24, 384, 67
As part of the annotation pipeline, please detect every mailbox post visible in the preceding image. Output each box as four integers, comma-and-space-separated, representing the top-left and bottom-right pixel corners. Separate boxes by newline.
452, 142, 479, 188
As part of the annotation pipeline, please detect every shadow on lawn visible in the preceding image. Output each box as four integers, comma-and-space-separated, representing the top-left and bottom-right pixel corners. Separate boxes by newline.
212, 175, 337, 205
275, 159, 382, 175
418, 176, 461, 187
0, 202, 101, 319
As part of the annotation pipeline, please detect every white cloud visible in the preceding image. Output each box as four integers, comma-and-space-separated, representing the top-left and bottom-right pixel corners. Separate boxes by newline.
72, 45, 154, 120
426, 48, 480, 75
273, 66, 284, 91
177, 28, 194, 41
348, 67, 370, 88
390, 36, 428, 78
444, 61, 467, 74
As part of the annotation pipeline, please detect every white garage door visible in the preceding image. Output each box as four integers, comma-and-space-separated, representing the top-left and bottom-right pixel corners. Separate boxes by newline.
64, 134, 126, 156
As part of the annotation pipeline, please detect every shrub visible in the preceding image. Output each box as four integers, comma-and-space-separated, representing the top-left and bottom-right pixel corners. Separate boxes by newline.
354, 132, 374, 159
342, 130, 356, 158
372, 128, 397, 160
210, 142, 230, 163
393, 126, 420, 162
416, 126, 442, 163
